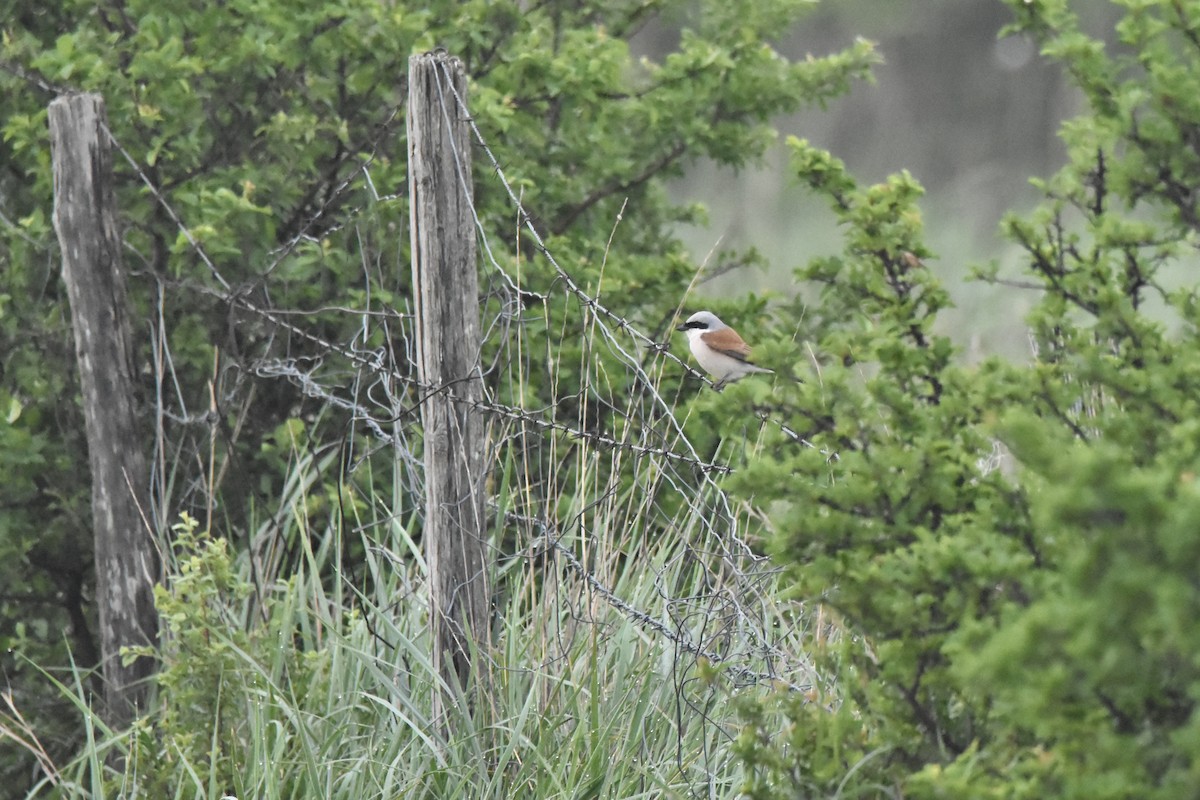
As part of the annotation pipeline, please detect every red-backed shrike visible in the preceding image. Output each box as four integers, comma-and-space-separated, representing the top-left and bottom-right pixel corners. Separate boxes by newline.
677, 310, 773, 389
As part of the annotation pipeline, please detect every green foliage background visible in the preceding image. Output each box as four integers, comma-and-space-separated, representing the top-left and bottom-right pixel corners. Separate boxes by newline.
0, 0, 871, 792
6, 0, 1200, 796
731, 0, 1200, 797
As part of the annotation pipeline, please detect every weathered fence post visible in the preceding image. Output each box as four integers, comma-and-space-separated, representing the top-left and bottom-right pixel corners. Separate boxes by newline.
407, 52, 490, 723
49, 93, 158, 729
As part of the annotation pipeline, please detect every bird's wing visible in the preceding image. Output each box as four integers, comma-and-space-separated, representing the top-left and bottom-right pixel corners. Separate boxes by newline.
701, 327, 754, 362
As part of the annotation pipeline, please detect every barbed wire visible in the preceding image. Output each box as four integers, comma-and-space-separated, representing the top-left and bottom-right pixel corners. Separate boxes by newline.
426, 58, 764, 561
0, 59, 71, 96
123, 55, 800, 691
507, 508, 815, 692
428, 59, 839, 471
256, 357, 735, 475
9, 52, 823, 796
419, 59, 821, 792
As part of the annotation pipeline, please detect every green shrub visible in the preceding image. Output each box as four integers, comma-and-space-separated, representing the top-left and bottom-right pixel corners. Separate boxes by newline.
733, 1, 1200, 796
0, 0, 875, 787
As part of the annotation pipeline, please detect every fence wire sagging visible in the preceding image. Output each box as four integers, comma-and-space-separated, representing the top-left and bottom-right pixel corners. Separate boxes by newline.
65, 54, 820, 789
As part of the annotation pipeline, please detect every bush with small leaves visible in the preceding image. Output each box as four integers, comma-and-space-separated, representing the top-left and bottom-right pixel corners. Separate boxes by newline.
731, 1, 1200, 796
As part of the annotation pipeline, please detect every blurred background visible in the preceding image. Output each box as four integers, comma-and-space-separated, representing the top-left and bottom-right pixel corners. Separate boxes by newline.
647, 0, 1105, 359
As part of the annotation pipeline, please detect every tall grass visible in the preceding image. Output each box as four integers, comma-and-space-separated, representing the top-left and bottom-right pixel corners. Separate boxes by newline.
20, 415, 815, 799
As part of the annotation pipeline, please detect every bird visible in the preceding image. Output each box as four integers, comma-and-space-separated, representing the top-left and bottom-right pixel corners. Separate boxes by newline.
676, 310, 773, 390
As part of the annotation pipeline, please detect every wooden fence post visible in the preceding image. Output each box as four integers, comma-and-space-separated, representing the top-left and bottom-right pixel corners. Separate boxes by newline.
407, 52, 490, 723
49, 93, 158, 729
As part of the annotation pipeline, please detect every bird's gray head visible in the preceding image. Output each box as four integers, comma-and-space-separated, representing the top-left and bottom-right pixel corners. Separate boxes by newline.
677, 310, 727, 333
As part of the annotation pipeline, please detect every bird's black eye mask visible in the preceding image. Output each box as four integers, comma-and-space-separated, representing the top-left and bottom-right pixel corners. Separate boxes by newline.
679, 320, 707, 330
